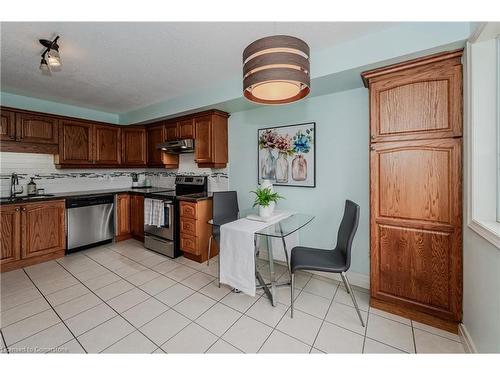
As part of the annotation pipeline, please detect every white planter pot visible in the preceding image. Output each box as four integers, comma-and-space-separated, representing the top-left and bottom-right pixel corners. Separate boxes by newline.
259, 202, 275, 218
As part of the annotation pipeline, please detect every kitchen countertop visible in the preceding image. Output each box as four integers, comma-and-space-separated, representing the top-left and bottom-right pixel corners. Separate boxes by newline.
0, 187, 175, 205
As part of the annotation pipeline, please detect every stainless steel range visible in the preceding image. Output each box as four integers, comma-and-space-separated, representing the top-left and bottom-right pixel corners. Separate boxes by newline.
143, 176, 208, 258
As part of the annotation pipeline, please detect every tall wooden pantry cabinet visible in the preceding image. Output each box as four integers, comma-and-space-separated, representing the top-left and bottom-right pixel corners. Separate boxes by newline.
361, 50, 463, 332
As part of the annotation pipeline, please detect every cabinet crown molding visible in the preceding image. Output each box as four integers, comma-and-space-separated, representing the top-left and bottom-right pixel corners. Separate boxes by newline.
361, 49, 463, 88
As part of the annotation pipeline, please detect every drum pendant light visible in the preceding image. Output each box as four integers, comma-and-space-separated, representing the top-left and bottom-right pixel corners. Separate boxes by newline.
243, 35, 310, 105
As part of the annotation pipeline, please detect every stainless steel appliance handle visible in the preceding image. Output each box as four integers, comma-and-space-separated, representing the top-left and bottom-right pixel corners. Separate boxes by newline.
167, 203, 173, 228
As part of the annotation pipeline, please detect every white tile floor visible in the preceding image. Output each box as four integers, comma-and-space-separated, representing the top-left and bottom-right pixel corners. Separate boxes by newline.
0, 239, 466, 354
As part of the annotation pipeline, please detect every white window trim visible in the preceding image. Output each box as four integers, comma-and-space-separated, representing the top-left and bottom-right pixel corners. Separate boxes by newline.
465, 38, 500, 249
498, 37, 500, 223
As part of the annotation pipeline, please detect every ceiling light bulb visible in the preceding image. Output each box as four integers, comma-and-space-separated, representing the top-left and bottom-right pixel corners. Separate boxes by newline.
47, 49, 61, 67
39, 58, 50, 72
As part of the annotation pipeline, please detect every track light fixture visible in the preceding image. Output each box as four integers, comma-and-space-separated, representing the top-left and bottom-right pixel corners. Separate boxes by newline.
39, 36, 61, 74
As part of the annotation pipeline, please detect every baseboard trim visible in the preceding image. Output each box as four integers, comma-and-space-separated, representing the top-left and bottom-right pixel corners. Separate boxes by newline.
459, 323, 478, 353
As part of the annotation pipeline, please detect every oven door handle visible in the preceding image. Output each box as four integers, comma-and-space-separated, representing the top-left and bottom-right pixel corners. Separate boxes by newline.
166, 203, 174, 228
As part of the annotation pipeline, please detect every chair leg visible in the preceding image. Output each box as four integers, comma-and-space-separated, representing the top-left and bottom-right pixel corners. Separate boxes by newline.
217, 254, 221, 288
341, 272, 365, 327
290, 273, 295, 318
207, 235, 213, 266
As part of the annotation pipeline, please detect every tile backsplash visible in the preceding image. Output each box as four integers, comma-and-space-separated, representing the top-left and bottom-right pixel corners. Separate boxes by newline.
0, 152, 228, 197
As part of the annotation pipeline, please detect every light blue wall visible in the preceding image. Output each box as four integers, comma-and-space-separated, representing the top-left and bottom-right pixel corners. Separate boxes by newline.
0, 92, 119, 124
228, 88, 370, 275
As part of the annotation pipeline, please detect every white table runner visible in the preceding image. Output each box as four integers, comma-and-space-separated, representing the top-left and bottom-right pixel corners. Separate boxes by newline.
219, 212, 297, 296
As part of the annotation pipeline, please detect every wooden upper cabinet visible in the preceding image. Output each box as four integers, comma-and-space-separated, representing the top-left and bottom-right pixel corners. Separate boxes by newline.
146, 124, 178, 168
122, 127, 147, 166
165, 122, 179, 141
195, 113, 228, 168
0, 109, 16, 141
0, 204, 21, 265
15, 112, 59, 144
362, 50, 462, 142
147, 123, 165, 166
194, 116, 212, 164
178, 118, 195, 139
57, 120, 94, 165
21, 200, 66, 260
2, 106, 228, 169
94, 124, 121, 165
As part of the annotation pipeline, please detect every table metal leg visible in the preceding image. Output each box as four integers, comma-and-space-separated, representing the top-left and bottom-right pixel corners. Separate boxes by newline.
266, 236, 277, 306
255, 234, 272, 303
254, 235, 290, 307
281, 234, 292, 281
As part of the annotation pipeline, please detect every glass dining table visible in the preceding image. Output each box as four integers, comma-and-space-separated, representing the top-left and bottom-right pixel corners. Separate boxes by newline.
237, 209, 315, 307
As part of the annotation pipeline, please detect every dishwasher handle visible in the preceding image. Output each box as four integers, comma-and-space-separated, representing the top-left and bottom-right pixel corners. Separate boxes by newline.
66, 195, 115, 208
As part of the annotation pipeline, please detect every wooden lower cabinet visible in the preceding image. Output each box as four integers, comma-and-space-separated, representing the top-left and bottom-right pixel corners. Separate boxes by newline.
370, 138, 462, 325
0, 205, 22, 265
1, 200, 66, 273
130, 194, 144, 241
179, 200, 216, 263
116, 193, 145, 242
116, 193, 132, 241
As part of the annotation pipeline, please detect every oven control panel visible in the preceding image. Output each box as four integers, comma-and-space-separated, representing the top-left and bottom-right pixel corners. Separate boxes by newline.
175, 176, 206, 185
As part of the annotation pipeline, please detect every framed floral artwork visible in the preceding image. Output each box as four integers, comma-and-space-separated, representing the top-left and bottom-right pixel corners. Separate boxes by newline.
258, 122, 316, 187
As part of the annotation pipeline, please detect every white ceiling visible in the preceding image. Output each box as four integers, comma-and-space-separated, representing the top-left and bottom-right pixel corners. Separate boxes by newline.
1, 22, 394, 114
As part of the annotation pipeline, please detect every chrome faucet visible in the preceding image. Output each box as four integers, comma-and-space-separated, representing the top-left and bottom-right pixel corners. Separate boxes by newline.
10, 173, 23, 198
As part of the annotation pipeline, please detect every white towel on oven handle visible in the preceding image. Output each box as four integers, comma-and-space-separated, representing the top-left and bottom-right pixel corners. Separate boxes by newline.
144, 198, 165, 227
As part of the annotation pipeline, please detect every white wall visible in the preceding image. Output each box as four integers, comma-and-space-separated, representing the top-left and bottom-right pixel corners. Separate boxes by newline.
462, 38, 500, 353
0, 152, 228, 196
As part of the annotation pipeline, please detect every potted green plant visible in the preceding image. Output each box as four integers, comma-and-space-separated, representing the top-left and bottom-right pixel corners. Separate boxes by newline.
251, 186, 284, 218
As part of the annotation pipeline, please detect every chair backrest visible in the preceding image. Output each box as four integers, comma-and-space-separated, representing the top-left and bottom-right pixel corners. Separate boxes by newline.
335, 200, 360, 270
212, 191, 239, 224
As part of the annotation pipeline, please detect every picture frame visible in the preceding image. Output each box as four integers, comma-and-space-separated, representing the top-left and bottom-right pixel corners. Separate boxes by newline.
257, 122, 316, 188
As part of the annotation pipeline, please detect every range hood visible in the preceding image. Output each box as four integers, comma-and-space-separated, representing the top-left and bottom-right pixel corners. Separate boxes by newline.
157, 139, 195, 154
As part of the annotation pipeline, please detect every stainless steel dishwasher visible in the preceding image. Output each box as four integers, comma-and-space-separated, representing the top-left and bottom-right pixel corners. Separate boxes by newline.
66, 195, 114, 253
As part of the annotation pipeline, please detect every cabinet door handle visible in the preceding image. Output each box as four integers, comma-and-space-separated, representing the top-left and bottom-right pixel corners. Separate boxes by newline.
15, 208, 20, 212
370, 135, 375, 140
22, 207, 26, 211
370, 146, 375, 151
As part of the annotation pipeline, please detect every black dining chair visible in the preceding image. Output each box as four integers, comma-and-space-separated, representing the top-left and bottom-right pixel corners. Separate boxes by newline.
290, 200, 364, 326
208, 191, 239, 284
